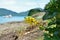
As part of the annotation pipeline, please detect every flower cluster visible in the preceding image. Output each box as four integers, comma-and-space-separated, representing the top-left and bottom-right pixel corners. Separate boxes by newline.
24, 16, 39, 25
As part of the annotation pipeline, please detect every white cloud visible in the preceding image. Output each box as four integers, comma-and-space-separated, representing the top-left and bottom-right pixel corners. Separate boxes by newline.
0, 0, 16, 7
0, 0, 50, 12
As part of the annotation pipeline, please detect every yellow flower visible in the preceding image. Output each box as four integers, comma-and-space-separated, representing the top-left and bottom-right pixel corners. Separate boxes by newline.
24, 16, 39, 25
34, 22, 37, 25
33, 19, 36, 22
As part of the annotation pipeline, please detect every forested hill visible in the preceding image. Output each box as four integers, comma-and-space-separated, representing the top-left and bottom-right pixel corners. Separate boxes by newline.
0, 8, 28, 16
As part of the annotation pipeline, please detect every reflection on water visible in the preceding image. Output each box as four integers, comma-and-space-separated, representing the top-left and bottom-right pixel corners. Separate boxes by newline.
0, 16, 25, 24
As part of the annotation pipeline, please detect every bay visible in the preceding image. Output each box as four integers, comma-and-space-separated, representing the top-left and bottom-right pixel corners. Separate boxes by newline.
0, 16, 25, 24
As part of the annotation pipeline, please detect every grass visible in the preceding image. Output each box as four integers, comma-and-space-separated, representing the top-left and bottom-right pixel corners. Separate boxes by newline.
36, 37, 44, 40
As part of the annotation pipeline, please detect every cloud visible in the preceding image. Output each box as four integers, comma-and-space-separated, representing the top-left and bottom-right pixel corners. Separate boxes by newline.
0, 0, 50, 12
0, 0, 16, 6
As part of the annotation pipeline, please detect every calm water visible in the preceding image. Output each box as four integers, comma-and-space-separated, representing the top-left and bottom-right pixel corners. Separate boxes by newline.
0, 16, 25, 24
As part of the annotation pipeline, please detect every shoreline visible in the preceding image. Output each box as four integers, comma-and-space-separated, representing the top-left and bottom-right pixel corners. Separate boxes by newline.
0, 21, 24, 25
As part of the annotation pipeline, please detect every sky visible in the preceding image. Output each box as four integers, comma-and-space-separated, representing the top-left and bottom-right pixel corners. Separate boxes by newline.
0, 0, 50, 12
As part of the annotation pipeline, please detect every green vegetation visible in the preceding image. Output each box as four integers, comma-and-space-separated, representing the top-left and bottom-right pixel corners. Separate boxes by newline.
28, 8, 41, 16
40, 0, 60, 40
27, 0, 60, 40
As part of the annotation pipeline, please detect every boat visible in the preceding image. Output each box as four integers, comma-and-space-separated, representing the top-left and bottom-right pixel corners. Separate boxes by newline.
3, 15, 12, 18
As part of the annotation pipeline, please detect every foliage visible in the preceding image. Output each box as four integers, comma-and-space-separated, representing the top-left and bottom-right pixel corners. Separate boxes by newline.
40, 16, 57, 40
28, 8, 41, 16
41, 0, 60, 40
43, 0, 60, 20
44, 33, 60, 40
45, 0, 60, 12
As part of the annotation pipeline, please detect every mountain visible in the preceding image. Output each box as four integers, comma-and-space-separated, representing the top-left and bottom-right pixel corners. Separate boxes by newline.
0, 8, 43, 16
0, 8, 18, 16
0, 8, 28, 16
18, 11, 28, 16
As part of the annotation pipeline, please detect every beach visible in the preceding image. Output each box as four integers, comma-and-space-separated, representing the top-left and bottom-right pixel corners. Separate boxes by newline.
0, 21, 43, 40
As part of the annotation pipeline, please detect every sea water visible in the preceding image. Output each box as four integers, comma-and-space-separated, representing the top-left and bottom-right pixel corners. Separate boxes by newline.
0, 16, 25, 24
